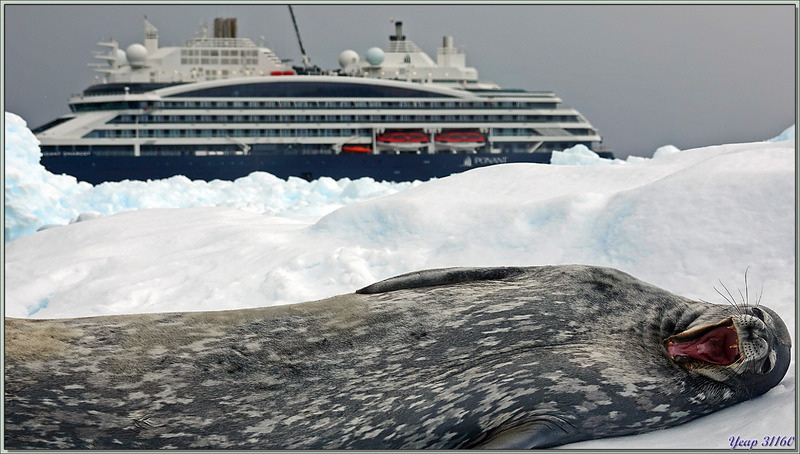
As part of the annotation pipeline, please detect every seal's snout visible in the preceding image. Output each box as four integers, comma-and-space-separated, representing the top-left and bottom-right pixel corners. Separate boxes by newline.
665, 318, 740, 366
734, 306, 792, 398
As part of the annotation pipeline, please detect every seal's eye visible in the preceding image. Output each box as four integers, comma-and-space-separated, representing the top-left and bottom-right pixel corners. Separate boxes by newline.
751, 307, 765, 321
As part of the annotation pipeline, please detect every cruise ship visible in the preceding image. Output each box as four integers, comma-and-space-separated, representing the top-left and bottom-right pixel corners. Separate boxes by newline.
34, 13, 612, 184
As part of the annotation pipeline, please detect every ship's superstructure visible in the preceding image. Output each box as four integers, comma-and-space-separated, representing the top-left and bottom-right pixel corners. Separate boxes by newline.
34, 16, 610, 183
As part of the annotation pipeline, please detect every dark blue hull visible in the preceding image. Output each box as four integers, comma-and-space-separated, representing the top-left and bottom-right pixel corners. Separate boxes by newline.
40, 151, 613, 184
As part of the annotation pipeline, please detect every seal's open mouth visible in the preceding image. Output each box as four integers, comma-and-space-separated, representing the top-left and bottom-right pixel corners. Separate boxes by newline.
665, 318, 740, 366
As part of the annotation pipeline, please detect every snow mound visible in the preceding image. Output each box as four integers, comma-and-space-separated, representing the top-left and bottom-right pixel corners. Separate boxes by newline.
652, 144, 682, 158
550, 144, 621, 165
769, 124, 795, 142
4, 112, 417, 242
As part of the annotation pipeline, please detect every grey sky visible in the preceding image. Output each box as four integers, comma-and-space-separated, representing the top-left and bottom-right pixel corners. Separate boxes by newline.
3, 3, 796, 157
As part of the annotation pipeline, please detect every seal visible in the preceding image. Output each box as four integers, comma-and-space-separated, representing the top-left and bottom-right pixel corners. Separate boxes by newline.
4, 265, 791, 449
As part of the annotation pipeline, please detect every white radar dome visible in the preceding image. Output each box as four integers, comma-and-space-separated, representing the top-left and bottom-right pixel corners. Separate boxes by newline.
125, 43, 148, 67
338, 49, 359, 68
113, 48, 128, 67
365, 47, 385, 66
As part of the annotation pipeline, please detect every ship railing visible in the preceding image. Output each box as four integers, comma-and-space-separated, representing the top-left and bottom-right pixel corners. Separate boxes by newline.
182, 37, 258, 48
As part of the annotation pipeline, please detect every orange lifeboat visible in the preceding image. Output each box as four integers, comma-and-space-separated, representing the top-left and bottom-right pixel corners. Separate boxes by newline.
434, 130, 485, 152
377, 131, 430, 144
376, 131, 430, 152
435, 131, 485, 143
342, 145, 373, 154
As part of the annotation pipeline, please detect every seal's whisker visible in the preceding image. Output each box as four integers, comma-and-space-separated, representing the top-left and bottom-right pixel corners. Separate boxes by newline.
756, 284, 764, 307
743, 267, 750, 309
737, 287, 748, 310
715, 268, 765, 315
715, 280, 742, 315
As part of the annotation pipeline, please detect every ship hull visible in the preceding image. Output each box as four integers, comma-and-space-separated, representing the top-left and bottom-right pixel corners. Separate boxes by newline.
38, 151, 616, 184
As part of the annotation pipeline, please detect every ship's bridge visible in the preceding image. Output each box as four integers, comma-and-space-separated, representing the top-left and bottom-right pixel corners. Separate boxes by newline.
89, 18, 292, 86
346, 21, 484, 88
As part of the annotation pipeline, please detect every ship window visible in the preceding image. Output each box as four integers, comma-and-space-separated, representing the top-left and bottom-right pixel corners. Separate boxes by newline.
83, 130, 104, 138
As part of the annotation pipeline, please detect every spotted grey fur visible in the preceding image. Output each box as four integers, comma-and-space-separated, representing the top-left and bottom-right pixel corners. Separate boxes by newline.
4, 265, 791, 449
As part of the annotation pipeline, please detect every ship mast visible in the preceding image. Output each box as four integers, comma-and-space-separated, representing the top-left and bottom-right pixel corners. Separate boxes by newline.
288, 5, 311, 70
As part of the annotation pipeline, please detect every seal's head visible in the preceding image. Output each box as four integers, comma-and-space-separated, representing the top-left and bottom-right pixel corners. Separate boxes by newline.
664, 304, 791, 399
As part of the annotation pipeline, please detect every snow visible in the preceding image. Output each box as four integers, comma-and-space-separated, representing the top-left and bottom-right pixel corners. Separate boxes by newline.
3, 113, 418, 243
3, 111, 796, 449
769, 124, 795, 143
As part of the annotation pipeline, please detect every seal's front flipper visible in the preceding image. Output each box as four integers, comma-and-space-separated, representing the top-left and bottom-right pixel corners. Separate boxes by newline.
462, 415, 577, 449
356, 267, 527, 294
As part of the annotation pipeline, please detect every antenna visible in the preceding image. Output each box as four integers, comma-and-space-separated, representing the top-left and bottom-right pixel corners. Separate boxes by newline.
288, 5, 311, 69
